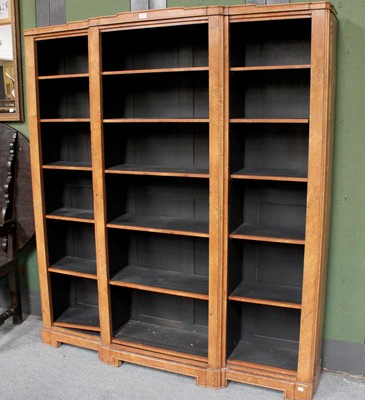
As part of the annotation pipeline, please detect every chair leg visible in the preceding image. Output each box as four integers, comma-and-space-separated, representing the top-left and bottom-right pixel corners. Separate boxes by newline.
8, 266, 23, 324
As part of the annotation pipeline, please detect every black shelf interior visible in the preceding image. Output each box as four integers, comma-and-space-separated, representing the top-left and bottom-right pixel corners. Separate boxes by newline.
41, 122, 91, 167
229, 340, 299, 371
51, 274, 99, 329
111, 288, 208, 357
109, 230, 208, 295
102, 24, 208, 71
106, 175, 209, 234
107, 165, 209, 176
44, 170, 94, 220
230, 19, 311, 67
102, 72, 208, 119
231, 223, 305, 242
230, 70, 310, 119
104, 123, 209, 173
229, 181, 307, 240
230, 123, 308, 178
230, 282, 302, 306
47, 220, 96, 276
39, 78, 90, 119
227, 303, 300, 370
37, 35, 89, 75
228, 241, 303, 305
109, 215, 208, 235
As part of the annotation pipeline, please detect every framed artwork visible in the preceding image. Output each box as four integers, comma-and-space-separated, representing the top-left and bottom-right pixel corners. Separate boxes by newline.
0, 0, 23, 121
0, 0, 10, 25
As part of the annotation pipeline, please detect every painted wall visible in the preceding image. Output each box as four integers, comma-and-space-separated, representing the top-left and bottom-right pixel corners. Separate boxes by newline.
290, 0, 365, 347
12, 0, 364, 348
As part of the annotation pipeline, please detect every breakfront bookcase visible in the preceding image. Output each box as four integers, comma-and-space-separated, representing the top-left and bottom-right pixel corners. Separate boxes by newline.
26, 2, 336, 399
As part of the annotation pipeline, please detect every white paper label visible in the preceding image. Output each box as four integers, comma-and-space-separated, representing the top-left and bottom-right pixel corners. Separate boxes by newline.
139, 13, 148, 19
298, 387, 304, 392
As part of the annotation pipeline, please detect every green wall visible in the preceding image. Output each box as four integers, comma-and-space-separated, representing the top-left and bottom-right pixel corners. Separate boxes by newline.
6, 0, 38, 292
290, 0, 365, 346
16, 0, 365, 346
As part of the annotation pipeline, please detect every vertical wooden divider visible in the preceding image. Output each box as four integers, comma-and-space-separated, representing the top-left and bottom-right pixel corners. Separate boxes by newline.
221, 13, 231, 387
26, 35, 55, 340
206, 12, 227, 388
297, 9, 335, 399
88, 26, 118, 365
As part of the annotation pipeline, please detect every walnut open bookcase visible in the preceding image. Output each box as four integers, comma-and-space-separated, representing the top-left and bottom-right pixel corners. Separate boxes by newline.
25, 2, 336, 399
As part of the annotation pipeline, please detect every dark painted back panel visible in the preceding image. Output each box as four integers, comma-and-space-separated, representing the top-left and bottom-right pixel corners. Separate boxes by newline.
103, 73, 208, 119
37, 36, 88, 75
102, 24, 208, 71
108, 230, 208, 277
230, 19, 311, 67
47, 220, 96, 265
39, 79, 90, 119
42, 123, 91, 165
104, 123, 209, 169
230, 124, 309, 174
230, 70, 310, 119
44, 170, 94, 213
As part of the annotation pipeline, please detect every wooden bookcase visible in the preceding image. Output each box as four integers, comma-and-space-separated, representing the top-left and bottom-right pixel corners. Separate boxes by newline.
26, 3, 337, 399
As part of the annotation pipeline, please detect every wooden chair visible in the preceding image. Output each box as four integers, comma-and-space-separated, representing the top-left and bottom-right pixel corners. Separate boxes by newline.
0, 129, 22, 326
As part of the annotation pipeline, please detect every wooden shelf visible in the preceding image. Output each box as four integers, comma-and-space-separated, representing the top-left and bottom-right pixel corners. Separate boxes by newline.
46, 208, 94, 223
40, 118, 91, 123
230, 223, 305, 245
38, 73, 89, 80
229, 282, 302, 309
231, 168, 307, 182
43, 161, 92, 171
113, 320, 208, 358
49, 256, 97, 279
106, 164, 209, 179
103, 67, 208, 75
110, 265, 208, 300
230, 118, 309, 124
104, 118, 209, 124
53, 305, 100, 332
230, 65, 310, 72
228, 340, 298, 372
108, 214, 209, 238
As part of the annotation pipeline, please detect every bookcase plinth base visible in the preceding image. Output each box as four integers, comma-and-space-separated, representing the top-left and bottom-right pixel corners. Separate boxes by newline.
41, 328, 62, 348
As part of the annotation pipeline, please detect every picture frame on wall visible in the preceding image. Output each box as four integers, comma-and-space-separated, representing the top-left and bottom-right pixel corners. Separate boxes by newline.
0, 0, 10, 25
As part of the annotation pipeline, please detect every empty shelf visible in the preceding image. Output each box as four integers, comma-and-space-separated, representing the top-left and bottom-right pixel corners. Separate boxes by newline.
50, 256, 97, 278
47, 208, 94, 221
110, 265, 208, 300
106, 164, 209, 178
54, 304, 100, 331
108, 214, 209, 237
113, 320, 208, 358
229, 282, 302, 309
230, 223, 305, 244
231, 168, 307, 182
228, 340, 298, 372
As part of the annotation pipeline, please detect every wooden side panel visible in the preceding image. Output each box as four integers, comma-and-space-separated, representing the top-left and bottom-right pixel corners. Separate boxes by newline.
222, 12, 231, 373
206, 13, 226, 388
297, 8, 335, 389
88, 27, 113, 347
26, 35, 53, 329
313, 11, 337, 392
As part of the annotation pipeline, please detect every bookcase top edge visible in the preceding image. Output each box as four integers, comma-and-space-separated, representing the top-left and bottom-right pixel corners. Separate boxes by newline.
23, 2, 336, 37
